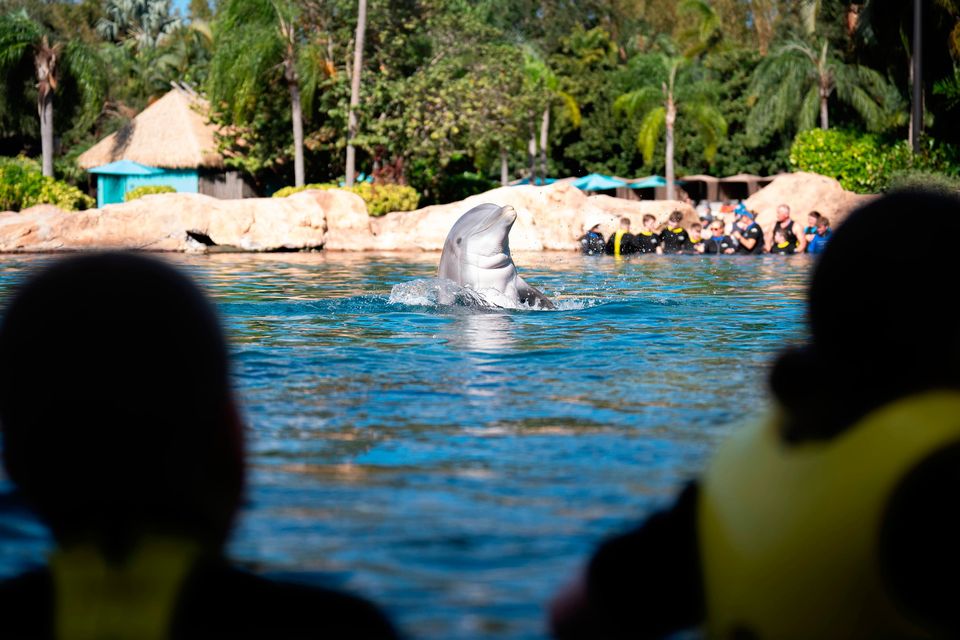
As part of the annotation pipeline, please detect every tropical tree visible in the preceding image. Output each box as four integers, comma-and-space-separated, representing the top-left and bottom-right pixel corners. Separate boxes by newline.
523, 49, 581, 183
0, 9, 105, 177
208, 0, 326, 187
746, 37, 899, 138
97, 0, 183, 49
614, 54, 727, 200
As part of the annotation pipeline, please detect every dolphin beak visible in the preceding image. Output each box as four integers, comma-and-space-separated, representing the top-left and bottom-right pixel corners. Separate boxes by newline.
502, 206, 517, 224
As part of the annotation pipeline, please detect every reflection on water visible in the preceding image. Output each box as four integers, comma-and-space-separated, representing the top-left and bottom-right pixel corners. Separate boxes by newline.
0, 251, 811, 640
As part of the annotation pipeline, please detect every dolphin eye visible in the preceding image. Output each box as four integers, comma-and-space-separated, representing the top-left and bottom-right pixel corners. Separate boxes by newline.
456, 238, 462, 245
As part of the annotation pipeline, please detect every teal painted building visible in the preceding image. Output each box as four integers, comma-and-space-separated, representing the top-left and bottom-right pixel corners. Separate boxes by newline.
87, 160, 200, 207
79, 88, 254, 205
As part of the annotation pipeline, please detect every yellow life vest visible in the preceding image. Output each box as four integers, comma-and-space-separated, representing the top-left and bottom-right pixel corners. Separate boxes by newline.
699, 391, 960, 639
614, 229, 627, 257
50, 536, 201, 640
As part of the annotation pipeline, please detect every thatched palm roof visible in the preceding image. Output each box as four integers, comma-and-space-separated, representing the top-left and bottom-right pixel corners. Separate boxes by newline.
78, 88, 224, 170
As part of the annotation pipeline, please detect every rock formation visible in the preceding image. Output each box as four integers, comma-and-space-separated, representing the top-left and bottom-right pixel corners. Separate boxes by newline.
0, 173, 865, 253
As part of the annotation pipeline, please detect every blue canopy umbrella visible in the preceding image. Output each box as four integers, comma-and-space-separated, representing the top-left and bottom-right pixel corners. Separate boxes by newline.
514, 177, 557, 185
629, 175, 667, 189
571, 173, 627, 191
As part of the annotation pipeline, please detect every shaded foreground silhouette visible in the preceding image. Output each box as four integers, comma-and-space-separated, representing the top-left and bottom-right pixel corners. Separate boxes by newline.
551, 189, 960, 639
0, 253, 398, 639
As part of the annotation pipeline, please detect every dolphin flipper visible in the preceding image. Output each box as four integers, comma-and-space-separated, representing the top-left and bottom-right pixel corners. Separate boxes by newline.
516, 276, 555, 309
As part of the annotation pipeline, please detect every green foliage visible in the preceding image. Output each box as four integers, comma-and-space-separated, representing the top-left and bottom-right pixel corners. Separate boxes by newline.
789, 129, 903, 193
0, 155, 94, 211
886, 169, 960, 195
272, 182, 420, 216
788, 129, 960, 193
124, 184, 175, 201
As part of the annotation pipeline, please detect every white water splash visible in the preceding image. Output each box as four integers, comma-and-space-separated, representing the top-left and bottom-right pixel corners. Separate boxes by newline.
388, 278, 601, 311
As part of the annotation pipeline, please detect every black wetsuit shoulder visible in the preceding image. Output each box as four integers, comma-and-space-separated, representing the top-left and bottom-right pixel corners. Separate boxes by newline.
660, 228, 692, 253
773, 220, 799, 252
635, 232, 662, 254
703, 236, 735, 254
0, 561, 400, 640
736, 224, 764, 254
605, 233, 639, 255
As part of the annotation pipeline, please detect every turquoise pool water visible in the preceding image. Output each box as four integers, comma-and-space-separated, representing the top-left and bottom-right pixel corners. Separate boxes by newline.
0, 251, 811, 638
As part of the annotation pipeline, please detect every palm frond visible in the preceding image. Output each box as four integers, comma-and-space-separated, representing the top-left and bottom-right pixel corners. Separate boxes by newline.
682, 102, 727, 163
613, 86, 662, 119
636, 106, 665, 166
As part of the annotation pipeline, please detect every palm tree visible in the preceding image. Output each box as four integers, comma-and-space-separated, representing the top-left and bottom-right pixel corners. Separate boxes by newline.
746, 37, 898, 137
677, 0, 724, 59
97, 0, 184, 50
0, 10, 104, 177
614, 55, 727, 200
208, 0, 323, 187
345, 0, 367, 187
522, 49, 581, 184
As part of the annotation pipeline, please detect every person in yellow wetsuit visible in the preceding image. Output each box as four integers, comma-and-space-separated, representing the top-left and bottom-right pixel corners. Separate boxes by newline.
0, 253, 400, 640
550, 188, 960, 639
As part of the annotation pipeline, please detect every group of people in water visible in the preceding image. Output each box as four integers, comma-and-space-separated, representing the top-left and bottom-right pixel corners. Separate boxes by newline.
579, 202, 833, 257
1, 188, 958, 639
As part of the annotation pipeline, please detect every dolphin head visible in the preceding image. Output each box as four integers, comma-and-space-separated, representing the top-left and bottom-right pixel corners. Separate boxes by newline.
439, 204, 518, 285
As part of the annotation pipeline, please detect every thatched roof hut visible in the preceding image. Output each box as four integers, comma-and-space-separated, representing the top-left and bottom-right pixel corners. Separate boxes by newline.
79, 87, 253, 203
79, 88, 224, 170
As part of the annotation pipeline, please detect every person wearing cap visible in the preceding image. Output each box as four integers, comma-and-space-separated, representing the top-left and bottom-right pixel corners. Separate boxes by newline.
731, 204, 764, 255
767, 204, 806, 254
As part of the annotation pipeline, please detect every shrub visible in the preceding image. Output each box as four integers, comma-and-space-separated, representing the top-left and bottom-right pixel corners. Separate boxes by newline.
272, 182, 420, 216
789, 129, 960, 194
125, 185, 177, 201
788, 129, 908, 194
0, 156, 94, 211
886, 169, 960, 195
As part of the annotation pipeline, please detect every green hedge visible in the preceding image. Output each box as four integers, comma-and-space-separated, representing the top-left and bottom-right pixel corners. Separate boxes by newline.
0, 156, 94, 212
125, 185, 176, 201
273, 182, 420, 217
789, 129, 960, 194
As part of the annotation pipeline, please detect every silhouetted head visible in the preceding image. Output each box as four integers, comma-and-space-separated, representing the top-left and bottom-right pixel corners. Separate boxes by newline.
0, 253, 244, 555
771, 189, 960, 441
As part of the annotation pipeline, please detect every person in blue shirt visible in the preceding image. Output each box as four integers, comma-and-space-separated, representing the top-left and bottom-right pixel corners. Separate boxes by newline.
803, 211, 823, 252
807, 215, 832, 255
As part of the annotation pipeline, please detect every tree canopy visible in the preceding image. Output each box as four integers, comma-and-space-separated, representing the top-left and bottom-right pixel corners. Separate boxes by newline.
1, 0, 959, 202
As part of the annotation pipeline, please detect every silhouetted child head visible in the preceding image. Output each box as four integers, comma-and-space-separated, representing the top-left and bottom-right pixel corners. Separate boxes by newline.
0, 253, 244, 557
770, 189, 960, 441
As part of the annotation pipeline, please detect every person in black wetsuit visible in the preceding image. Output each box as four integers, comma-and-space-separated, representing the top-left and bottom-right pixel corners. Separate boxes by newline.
0, 253, 400, 640
578, 223, 606, 255
767, 203, 806, 253
659, 210, 692, 253
770, 228, 796, 254
549, 189, 960, 639
636, 214, 664, 254
730, 204, 764, 254
697, 220, 735, 254
604, 217, 639, 256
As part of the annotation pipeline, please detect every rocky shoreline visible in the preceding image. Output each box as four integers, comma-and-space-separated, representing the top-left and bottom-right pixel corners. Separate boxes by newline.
0, 172, 869, 254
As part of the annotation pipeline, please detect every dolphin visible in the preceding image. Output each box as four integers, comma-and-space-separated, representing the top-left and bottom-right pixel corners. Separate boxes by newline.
438, 203, 555, 309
